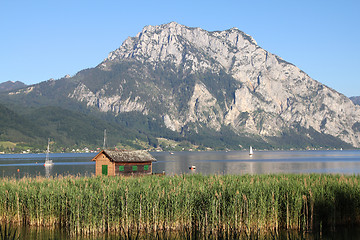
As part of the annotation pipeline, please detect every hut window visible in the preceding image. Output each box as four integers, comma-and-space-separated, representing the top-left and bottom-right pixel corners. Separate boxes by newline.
132, 166, 138, 171
119, 165, 124, 171
144, 165, 149, 171
102, 165, 108, 175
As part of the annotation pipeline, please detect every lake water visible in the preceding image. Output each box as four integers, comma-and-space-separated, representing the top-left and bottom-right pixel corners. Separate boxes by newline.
1, 150, 360, 178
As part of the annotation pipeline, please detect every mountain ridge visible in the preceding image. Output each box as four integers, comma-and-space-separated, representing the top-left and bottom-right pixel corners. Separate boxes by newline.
1, 22, 359, 149
350, 96, 360, 106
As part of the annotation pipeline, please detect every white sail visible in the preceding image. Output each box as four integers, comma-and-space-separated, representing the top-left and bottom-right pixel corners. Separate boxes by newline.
249, 146, 253, 155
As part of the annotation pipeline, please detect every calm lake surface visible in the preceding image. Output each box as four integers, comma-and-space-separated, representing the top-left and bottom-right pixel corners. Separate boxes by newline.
1, 150, 360, 178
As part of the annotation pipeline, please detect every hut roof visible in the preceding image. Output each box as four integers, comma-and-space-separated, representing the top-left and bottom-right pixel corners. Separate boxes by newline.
93, 149, 156, 163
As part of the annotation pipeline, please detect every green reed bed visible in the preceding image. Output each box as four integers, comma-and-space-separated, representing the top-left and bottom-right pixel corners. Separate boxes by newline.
0, 174, 360, 236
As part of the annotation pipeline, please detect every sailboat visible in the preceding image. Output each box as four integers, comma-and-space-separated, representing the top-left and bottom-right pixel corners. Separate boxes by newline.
249, 146, 254, 156
44, 138, 53, 166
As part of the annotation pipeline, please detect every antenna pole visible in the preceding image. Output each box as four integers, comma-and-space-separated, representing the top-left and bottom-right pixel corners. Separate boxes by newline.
103, 129, 107, 149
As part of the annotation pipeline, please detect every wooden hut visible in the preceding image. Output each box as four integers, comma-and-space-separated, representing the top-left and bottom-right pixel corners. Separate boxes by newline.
92, 149, 156, 176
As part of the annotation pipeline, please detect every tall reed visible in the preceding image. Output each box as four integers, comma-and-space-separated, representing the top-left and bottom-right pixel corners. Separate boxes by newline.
0, 174, 360, 236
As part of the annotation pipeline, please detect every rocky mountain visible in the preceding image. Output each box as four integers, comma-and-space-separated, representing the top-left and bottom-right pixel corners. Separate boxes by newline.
350, 96, 360, 106
0, 81, 27, 92
1, 22, 359, 149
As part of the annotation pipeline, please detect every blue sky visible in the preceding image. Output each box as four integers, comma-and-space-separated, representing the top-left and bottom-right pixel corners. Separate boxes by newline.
1, 0, 359, 96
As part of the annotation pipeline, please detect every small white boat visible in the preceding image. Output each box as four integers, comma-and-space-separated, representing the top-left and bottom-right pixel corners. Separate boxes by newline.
189, 165, 196, 170
169, 152, 174, 155
44, 138, 53, 166
249, 146, 254, 156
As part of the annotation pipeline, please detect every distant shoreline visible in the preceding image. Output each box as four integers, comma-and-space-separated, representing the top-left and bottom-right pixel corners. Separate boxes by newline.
1, 148, 359, 155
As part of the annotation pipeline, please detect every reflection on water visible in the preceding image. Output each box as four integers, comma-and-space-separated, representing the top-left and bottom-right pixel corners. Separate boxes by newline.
151, 150, 360, 175
4, 224, 360, 240
44, 165, 52, 178
1, 150, 360, 178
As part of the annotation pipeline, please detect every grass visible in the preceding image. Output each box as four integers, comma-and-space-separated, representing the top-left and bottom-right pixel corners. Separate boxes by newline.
0, 174, 360, 236
0, 141, 16, 149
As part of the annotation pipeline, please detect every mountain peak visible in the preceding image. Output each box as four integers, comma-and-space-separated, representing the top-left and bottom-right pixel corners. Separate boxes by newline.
0, 80, 27, 92
142, 21, 185, 32
101, 22, 259, 74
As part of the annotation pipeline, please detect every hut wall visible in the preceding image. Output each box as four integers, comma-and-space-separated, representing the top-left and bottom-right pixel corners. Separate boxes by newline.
114, 161, 152, 175
94, 154, 115, 176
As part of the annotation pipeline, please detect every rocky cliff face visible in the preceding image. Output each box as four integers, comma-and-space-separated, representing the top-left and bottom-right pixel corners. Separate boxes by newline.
9, 22, 359, 148
66, 22, 360, 147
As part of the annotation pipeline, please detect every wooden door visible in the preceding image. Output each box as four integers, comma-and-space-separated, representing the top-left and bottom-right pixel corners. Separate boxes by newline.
102, 165, 108, 175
